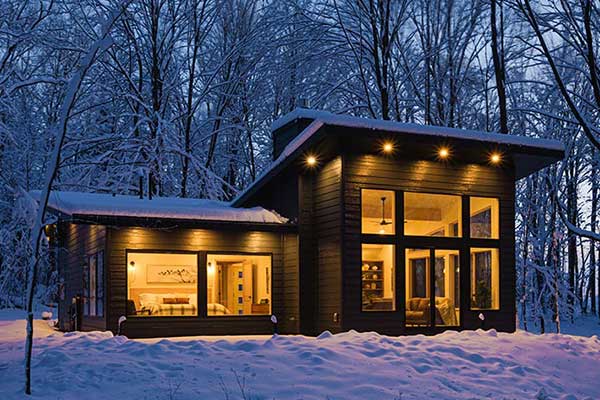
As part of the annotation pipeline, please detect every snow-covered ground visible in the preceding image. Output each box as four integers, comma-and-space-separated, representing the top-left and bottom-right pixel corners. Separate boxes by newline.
1, 310, 599, 400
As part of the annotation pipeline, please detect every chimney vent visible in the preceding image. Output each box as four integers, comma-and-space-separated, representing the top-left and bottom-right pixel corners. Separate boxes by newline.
299, 98, 310, 108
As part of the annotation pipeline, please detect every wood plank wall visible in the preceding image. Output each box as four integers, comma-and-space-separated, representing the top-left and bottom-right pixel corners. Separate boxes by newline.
342, 153, 516, 334
105, 227, 295, 338
57, 222, 107, 331
313, 156, 343, 333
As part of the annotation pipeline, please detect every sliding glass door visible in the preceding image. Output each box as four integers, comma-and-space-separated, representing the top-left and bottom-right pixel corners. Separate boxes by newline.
405, 248, 460, 328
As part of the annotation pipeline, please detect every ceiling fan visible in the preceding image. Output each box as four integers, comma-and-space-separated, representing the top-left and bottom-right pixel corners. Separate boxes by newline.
380, 196, 392, 226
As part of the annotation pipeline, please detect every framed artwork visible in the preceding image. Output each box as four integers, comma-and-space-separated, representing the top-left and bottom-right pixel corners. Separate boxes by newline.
146, 264, 197, 283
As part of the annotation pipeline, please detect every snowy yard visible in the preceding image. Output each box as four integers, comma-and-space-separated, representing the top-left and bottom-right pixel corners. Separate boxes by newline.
1, 311, 599, 400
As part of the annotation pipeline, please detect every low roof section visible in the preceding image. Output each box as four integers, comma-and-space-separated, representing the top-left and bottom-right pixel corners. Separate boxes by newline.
35, 191, 293, 231
232, 108, 565, 207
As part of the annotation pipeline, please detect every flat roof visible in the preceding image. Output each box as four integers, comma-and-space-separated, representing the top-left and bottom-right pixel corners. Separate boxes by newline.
34, 191, 288, 224
233, 108, 564, 206
272, 108, 564, 151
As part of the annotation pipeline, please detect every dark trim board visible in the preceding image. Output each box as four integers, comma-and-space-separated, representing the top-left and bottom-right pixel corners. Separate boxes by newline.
65, 214, 297, 232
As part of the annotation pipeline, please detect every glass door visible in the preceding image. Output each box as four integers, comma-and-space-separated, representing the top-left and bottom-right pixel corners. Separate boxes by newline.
405, 248, 460, 328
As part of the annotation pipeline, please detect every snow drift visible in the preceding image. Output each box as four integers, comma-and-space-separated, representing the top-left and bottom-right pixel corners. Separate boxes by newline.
1, 312, 598, 399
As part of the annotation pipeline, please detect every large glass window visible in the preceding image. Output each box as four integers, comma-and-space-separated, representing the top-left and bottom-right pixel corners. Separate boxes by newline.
470, 248, 499, 310
404, 192, 462, 237
470, 197, 499, 239
405, 248, 431, 327
361, 189, 395, 235
362, 244, 395, 311
207, 254, 271, 316
405, 249, 460, 327
127, 252, 198, 317
434, 250, 460, 326
83, 251, 104, 317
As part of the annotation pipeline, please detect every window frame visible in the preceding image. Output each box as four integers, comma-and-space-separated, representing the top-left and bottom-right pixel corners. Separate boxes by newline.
83, 250, 105, 318
205, 251, 274, 318
403, 190, 463, 238
360, 188, 397, 236
469, 248, 500, 311
359, 187, 502, 322
125, 249, 200, 319
361, 243, 397, 312
469, 196, 500, 240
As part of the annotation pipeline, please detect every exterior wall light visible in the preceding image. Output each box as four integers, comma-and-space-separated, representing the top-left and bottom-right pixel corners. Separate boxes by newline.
438, 147, 450, 159
382, 142, 393, 154
490, 153, 502, 164
306, 155, 317, 166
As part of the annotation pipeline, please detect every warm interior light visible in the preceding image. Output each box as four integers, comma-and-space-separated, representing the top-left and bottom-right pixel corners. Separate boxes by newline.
438, 147, 449, 159
490, 153, 501, 164
306, 155, 317, 166
378, 228, 386, 234
128, 261, 136, 271
382, 142, 393, 153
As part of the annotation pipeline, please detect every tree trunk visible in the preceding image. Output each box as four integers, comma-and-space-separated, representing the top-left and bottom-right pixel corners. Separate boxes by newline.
567, 167, 578, 321
490, 0, 508, 133
23, 3, 129, 393
591, 150, 598, 315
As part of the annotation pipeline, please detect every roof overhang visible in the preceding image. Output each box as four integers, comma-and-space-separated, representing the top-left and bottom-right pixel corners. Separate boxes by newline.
60, 213, 297, 232
33, 191, 295, 231
233, 109, 565, 206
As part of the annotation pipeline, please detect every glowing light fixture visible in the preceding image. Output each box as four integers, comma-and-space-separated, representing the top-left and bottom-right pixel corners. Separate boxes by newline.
382, 142, 393, 154
490, 152, 502, 164
438, 147, 450, 159
306, 155, 317, 166
128, 261, 136, 271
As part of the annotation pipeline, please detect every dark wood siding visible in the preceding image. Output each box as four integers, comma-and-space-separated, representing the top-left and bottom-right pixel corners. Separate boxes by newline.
105, 227, 296, 338
298, 173, 316, 334
57, 222, 107, 331
245, 168, 299, 221
281, 233, 300, 333
314, 156, 343, 333
342, 153, 516, 334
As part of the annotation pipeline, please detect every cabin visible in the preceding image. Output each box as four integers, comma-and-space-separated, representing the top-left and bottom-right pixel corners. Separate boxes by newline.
46, 109, 564, 338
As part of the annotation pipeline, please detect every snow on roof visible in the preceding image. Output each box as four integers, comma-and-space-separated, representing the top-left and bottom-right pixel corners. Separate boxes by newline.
272, 108, 565, 151
232, 120, 323, 206
234, 108, 564, 206
35, 191, 287, 224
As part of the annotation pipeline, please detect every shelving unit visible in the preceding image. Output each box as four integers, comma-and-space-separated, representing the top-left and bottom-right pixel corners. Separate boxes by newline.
362, 260, 384, 302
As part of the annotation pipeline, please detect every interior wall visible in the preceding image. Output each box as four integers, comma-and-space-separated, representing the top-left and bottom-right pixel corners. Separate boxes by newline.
363, 245, 394, 298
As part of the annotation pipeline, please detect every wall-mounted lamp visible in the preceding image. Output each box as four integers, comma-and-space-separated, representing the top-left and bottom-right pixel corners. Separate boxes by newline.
306, 155, 317, 167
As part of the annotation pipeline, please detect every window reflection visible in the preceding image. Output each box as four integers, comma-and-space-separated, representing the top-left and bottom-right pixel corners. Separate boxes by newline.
405, 248, 431, 327
470, 248, 499, 310
470, 197, 499, 239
